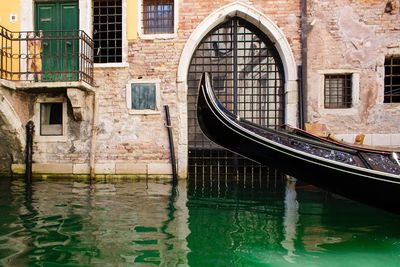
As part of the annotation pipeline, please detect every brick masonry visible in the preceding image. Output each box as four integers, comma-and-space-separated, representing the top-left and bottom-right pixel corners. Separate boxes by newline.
3, 0, 398, 176
92, 0, 302, 178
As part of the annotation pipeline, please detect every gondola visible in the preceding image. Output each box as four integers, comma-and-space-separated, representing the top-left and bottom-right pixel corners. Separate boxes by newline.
196, 72, 400, 214
282, 124, 400, 154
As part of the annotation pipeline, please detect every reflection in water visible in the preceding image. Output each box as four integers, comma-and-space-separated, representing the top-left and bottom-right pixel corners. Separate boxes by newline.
1, 173, 400, 266
0, 178, 189, 266
281, 176, 299, 264
186, 171, 400, 267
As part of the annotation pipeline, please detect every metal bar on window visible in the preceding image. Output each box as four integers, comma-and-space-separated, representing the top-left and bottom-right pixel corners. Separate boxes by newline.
324, 74, 352, 109
384, 56, 400, 103
93, 0, 122, 63
142, 0, 174, 34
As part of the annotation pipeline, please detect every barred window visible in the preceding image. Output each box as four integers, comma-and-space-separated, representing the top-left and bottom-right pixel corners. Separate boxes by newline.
93, 0, 122, 63
142, 0, 174, 34
384, 56, 400, 103
324, 74, 352, 108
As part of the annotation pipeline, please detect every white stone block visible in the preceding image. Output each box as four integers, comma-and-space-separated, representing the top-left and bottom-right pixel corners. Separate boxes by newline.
33, 163, 73, 174
73, 164, 90, 174
390, 134, 400, 147
148, 163, 172, 175
371, 134, 391, 146
363, 134, 372, 146
334, 134, 355, 144
115, 163, 147, 174
95, 163, 115, 174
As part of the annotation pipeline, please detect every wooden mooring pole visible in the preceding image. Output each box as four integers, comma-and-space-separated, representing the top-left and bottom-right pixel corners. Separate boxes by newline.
25, 121, 34, 184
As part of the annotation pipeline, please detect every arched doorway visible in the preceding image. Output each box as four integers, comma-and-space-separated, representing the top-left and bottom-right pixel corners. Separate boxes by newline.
187, 16, 285, 178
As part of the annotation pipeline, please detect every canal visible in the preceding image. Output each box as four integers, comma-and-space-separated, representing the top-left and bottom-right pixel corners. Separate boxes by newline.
1, 168, 400, 266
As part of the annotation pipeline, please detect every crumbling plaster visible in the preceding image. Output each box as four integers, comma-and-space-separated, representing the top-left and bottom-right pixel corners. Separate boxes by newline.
306, 0, 400, 140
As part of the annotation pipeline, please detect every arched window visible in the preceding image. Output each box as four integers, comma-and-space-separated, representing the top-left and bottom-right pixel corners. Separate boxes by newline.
187, 17, 285, 152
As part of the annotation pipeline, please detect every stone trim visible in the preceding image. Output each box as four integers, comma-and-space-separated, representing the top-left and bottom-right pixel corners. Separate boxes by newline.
177, 1, 297, 83
33, 96, 68, 142
12, 162, 174, 177
317, 69, 360, 116
176, 1, 299, 178
126, 78, 162, 115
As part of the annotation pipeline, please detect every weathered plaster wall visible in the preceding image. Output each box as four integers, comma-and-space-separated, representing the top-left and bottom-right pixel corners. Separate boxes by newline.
2, 0, 301, 177
93, 0, 302, 177
0, 84, 28, 173
30, 91, 94, 173
306, 0, 400, 145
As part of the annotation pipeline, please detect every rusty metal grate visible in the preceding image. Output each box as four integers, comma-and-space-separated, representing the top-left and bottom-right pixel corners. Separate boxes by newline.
93, 0, 122, 63
324, 74, 352, 109
384, 56, 400, 103
188, 151, 286, 196
187, 17, 285, 175
0, 25, 94, 84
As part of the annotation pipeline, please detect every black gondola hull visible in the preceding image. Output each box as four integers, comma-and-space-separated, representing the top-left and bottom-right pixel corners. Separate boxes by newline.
197, 73, 400, 214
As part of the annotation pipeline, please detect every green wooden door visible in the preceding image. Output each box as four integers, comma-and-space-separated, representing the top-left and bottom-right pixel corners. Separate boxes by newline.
35, 1, 78, 81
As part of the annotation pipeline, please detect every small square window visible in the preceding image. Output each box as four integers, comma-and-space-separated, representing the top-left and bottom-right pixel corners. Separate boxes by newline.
40, 103, 63, 136
126, 79, 160, 114
131, 83, 156, 110
324, 74, 352, 108
384, 56, 400, 103
142, 0, 174, 34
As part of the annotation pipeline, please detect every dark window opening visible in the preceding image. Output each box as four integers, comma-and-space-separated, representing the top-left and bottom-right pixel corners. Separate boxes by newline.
142, 0, 174, 34
93, 0, 123, 63
40, 103, 63, 136
324, 74, 352, 109
384, 56, 400, 103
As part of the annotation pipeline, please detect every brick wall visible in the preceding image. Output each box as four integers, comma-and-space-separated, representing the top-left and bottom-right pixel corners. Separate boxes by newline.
1, 0, 302, 176
305, 0, 400, 140
93, 0, 302, 176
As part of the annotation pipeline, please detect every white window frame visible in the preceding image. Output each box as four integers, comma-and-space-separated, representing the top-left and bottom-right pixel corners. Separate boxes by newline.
126, 79, 161, 115
34, 96, 68, 142
137, 0, 179, 40
93, 0, 129, 68
317, 69, 360, 115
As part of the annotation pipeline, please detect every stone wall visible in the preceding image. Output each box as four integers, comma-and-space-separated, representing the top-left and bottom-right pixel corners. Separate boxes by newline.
0, 83, 29, 173
30, 91, 94, 173
2, 0, 302, 177
305, 0, 400, 146
92, 0, 302, 177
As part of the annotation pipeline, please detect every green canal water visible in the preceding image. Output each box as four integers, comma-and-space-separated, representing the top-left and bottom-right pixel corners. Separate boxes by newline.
1, 175, 400, 266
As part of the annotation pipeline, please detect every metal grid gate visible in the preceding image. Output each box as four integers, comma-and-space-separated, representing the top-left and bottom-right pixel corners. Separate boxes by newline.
187, 17, 285, 178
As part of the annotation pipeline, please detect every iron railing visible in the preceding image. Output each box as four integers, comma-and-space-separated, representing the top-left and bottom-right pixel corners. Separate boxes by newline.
0, 25, 94, 85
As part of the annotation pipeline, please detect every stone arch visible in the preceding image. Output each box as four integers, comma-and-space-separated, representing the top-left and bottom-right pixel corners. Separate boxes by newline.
177, 2, 297, 85
176, 1, 298, 177
0, 94, 26, 172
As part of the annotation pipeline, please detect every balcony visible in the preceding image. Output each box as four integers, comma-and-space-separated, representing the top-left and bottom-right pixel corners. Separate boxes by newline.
0, 25, 94, 90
